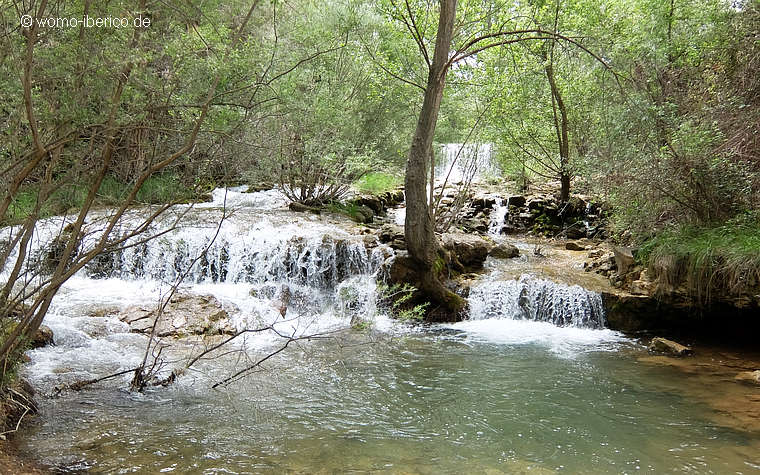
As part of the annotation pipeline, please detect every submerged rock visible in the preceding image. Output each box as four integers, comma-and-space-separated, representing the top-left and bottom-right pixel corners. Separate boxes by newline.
648, 337, 693, 356
118, 294, 235, 338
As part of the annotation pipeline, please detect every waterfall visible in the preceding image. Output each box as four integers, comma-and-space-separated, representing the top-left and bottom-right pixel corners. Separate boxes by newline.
435, 143, 495, 184
488, 198, 508, 236
86, 218, 386, 289
468, 275, 606, 329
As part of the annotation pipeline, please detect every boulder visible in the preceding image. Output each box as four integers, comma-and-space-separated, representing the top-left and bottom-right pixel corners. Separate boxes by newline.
613, 246, 635, 275
562, 196, 587, 216
565, 241, 586, 251
119, 294, 235, 338
442, 233, 492, 270
564, 222, 587, 239
648, 337, 693, 356
462, 217, 489, 233
30, 325, 54, 348
490, 243, 520, 259
735, 370, 760, 385
386, 189, 405, 205
352, 205, 375, 224
355, 196, 384, 215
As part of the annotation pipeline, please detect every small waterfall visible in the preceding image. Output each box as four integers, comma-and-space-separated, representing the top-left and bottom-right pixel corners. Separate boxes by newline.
87, 220, 386, 289
435, 143, 495, 184
488, 198, 508, 236
468, 275, 606, 329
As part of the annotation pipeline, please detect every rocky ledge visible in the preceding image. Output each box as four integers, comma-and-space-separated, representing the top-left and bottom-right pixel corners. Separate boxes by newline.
118, 294, 236, 338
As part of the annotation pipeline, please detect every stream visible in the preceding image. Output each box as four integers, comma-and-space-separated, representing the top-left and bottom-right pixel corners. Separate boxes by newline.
7, 187, 760, 473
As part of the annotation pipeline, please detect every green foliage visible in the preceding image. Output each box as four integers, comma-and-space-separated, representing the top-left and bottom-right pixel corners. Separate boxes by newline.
0, 319, 29, 389
638, 212, 760, 301
135, 173, 197, 205
354, 173, 402, 195
376, 283, 429, 321
326, 202, 365, 222
4, 191, 38, 225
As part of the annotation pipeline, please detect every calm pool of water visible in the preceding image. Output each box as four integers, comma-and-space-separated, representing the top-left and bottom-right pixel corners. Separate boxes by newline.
20, 329, 760, 473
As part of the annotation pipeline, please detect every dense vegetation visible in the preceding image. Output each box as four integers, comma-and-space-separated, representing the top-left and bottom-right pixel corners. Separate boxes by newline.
1, 0, 758, 378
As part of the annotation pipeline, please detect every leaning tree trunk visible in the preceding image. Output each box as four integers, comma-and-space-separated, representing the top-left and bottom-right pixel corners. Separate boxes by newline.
403, 0, 465, 317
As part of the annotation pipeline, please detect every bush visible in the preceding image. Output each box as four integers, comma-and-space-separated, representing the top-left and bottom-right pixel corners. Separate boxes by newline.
354, 173, 402, 195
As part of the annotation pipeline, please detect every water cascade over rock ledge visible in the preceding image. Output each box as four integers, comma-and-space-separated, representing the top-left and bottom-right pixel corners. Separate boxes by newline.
468, 275, 607, 329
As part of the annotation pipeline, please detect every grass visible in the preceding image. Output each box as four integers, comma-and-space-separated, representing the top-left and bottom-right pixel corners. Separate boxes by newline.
638, 212, 760, 301
326, 201, 366, 223
354, 172, 402, 195
1, 173, 206, 226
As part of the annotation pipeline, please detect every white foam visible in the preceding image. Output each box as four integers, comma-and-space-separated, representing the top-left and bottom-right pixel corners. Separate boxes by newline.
445, 318, 629, 357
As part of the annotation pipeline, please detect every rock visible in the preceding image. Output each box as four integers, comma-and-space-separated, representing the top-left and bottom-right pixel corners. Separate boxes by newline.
587, 249, 603, 258
442, 233, 492, 271
379, 188, 404, 206
648, 337, 693, 356
562, 196, 587, 216
735, 370, 760, 385
508, 195, 526, 208
362, 234, 377, 248
613, 246, 635, 275
355, 196, 384, 215
471, 195, 496, 211
463, 217, 488, 233
565, 225, 587, 239
246, 182, 274, 192
30, 325, 54, 348
527, 199, 548, 211
629, 279, 653, 295
288, 202, 321, 214
352, 205, 374, 224
565, 241, 585, 251
378, 224, 405, 249
118, 294, 235, 337
384, 252, 417, 285
490, 243, 520, 259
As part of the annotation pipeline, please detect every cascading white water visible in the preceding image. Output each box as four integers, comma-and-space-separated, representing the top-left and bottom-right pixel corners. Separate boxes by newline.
435, 143, 496, 184
447, 274, 622, 356
487, 198, 508, 237
9, 188, 397, 392
469, 275, 606, 329
89, 218, 386, 288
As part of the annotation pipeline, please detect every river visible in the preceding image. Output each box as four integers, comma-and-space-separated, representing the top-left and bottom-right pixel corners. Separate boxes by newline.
10, 187, 760, 473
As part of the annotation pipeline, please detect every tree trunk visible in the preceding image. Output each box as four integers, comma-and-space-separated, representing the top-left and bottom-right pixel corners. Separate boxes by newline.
545, 62, 571, 202
403, 0, 465, 317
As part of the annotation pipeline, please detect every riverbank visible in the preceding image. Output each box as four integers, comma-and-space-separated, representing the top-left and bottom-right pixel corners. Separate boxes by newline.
0, 440, 46, 474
